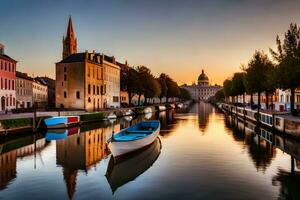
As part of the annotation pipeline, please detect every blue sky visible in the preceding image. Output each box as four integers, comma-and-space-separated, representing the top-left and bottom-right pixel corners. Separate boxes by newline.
1, 0, 300, 84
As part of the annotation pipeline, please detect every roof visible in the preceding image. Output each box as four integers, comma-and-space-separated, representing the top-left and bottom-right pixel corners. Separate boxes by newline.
36, 77, 55, 89
198, 69, 209, 81
0, 54, 17, 63
16, 71, 33, 81
58, 52, 118, 66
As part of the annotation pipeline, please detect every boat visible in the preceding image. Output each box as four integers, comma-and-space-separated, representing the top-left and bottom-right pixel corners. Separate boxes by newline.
45, 127, 80, 141
107, 112, 117, 119
170, 104, 176, 109
158, 105, 166, 111
110, 120, 160, 158
124, 109, 133, 116
144, 107, 152, 114
44, 116, 79, 129
177, 103, 183, 108
144, 112, 152, 119
106, 138, 161, 193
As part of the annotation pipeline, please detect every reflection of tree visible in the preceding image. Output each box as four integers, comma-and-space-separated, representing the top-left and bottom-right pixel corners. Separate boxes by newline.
197, 102, 213, 133
225, 115, 276, 172
272, 157, 300, 200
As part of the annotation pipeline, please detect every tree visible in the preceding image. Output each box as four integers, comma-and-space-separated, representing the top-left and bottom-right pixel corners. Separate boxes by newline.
214, 89, 225, 102
231, 72, 246, 105
223, 79, 233, 103
159, 73, 180, 102
243, 50, 273, 113
270, 23, 300, 114
124, 67, 141, 105
158, 75, 168, 103
179, 88, 191, 101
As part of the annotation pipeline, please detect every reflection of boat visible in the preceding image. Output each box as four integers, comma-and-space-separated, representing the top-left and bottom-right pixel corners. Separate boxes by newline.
44, 116, 79, 129
45, 127, 80, 141
110, 121, 160, 158
124, 116, 133, 122
106, 138, 161, 193
124, 109, 133, 116
144, 112, 152, 119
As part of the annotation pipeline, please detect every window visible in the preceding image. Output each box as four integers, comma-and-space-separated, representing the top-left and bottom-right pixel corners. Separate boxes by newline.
97, 86, 99, 95
64, 74, 67, 81
93, 85, 95, 95
88, 84, 91, 94
12, 80, 14, 90
62, 82, 63, 86
76, 91, 80, 99
113, 96, 119, 102
64, 66, 67, 72
64, 91, 67, 98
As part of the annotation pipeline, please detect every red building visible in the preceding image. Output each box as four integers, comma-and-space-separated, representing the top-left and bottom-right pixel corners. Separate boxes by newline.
0, 43, 17, 112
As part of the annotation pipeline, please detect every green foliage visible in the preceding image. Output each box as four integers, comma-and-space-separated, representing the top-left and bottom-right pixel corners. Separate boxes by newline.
231, 72, 246, 96
223, 79, 233, 97
1, 118, 32, 129
80, 112, 106, 122
179, 88, 191, 100
215, 89, 225, 102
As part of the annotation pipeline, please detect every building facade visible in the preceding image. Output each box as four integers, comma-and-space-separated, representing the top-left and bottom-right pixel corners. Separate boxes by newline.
56, 17, 120, 111
32, 78, 48, 108
16, 71, 33, 108
36, 77, 55, 108
0, 43, 17, 112
275, 89, 300, 111
182, 69, 222, 101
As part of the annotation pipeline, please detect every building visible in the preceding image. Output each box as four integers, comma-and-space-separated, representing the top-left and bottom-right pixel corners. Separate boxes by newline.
16, 71, 33, 108
56, 16, 120, 111
120, 91, 129, 106
182, 69, 222, 101
32, 78, 48, 108
36, 76, 55, 108
275, 89, 300, 111
0, 43, 17, 112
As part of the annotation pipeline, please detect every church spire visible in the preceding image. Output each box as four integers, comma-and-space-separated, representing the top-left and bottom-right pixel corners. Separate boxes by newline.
62, 16, 77, 59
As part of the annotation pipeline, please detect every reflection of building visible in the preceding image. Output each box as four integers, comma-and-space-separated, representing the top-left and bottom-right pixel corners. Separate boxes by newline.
181, 69, 222, 101
0, 151, 17, 189
197, 102, 213, 132
56, 126, 116, 199
0, 43, 17, 112
56, 16, 120, 111
16, 71, 33, 108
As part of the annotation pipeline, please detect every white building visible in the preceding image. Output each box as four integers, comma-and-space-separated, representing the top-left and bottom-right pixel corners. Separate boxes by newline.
16, 71, 33, 108
275, 89, 300, 111
33, 78, 48, 108
182, 69, 222, 101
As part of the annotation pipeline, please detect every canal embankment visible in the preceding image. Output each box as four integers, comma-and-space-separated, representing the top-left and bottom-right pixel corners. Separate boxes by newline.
0, 102, 189, 135
219, 103, 300, 140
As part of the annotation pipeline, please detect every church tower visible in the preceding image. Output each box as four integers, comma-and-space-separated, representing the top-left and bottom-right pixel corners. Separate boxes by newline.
62, 16, 77, 59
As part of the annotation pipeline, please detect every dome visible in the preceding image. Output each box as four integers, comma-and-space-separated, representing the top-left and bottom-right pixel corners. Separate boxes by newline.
197, 69, 209, 86
198, 69, 209, 81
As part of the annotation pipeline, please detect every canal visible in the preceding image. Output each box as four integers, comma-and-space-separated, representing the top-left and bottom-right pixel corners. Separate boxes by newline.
0, 102, 299, 199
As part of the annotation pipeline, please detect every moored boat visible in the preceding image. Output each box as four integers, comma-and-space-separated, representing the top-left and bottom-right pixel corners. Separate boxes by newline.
107, 112, 117, 119
158, 105, 166, 111
45, 127, 80, 141
44, 116, 79, 129
110, 120, 160, 158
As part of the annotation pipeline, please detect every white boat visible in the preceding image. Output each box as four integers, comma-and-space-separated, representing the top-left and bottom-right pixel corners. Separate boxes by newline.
144, 107, 152, 114
158, 105, 166, 111
124, 109, 133, 116
177, 103, 183, 108
110, 121, 160, 158
107, 112, 117, 119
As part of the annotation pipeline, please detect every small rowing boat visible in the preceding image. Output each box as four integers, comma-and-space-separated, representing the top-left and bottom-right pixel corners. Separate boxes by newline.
44, 116, 79, 129
110, 120, 160, 158
45, 127, 80, 141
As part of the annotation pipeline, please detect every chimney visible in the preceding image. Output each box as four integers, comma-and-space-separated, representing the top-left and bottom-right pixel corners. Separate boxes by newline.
85, 50, 88, 60
112, 56, 116, 64
0, 43, 5, 55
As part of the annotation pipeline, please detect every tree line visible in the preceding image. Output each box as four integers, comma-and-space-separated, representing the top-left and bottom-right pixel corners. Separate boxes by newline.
121, 65, 191, 106
219, 23, 300, 116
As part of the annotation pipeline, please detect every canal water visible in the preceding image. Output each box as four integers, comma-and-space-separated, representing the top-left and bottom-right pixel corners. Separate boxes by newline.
0, 103, 299, 199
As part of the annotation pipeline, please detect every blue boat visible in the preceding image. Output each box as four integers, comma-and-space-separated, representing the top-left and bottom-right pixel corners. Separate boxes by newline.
44, 116, 79, 129
45, 127, 80, 141
110, 120, 160, 158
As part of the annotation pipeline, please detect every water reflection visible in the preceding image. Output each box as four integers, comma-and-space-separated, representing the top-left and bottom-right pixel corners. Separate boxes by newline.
105, 138, 161, 193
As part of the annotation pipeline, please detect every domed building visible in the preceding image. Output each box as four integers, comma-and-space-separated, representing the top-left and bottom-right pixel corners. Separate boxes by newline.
182, 69, 222, 101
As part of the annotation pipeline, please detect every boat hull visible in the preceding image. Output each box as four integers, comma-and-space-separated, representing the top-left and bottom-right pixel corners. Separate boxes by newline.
110, 124, 160, 158
44, 116, 79, 129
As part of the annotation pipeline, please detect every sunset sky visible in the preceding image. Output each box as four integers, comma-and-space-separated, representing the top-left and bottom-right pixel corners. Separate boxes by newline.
1, 0, 300, 85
